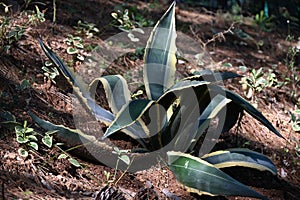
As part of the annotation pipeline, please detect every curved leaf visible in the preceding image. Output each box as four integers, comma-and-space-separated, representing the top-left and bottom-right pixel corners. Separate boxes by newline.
144, 2, 177, 100
102, 99, 155, 139
202, 148, 277, 175
29, 112, 106, 146
0, 110, 21, 129
220, 101, 243, 133
39, 39, 151, 147
207, 84, 283, 138
123, 120, 150, 148
167, 151, 267, 199
158, 80, 210, 109
197, 84, 242, 133
38, 39, 114, 124
89, 75, 131, 115
187, 94, 231, 152
0, 110, 16, 121
224, 89, 283, 138
87, 98, 115, 124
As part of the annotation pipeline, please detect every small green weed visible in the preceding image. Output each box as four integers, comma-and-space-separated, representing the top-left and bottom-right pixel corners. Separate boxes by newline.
0, 110, 81, 167
290, 109, 300, 132
16, 79, 30, 91
110, 5, 152, 42
0, 4, 47, 53
57, 152, 81, 167
128, 5, 153, 27
7, 26, 26, 44
75, 20, 99, 38
111, 9, 134, 31
15, 121, 38, 157
66, 34, 85, 61
0, 2, 12, 14
104, 147, 130, 184
19, 123, 82, 167
284, 35, 299, 105
27, 5, 46, 25
42, 61, 59, 84
111, 7, 153, 30
254, 10, 275, 32
15, 121, 59, 158
240, 67, 278, 106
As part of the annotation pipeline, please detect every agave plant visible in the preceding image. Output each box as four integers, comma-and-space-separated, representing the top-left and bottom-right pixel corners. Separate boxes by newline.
31, 2, 283, 199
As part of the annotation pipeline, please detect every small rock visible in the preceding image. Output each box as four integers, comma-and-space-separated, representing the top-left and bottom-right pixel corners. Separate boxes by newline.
162, 188, 180, 200
280, 168, 287, 178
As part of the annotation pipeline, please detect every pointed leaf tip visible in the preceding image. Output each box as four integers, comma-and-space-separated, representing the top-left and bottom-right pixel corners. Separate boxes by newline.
144, 1, 177, 100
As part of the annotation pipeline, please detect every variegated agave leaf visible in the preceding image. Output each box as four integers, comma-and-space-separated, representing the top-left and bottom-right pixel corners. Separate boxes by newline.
186, 94, 231, 151
38, 39, 114, 124
89, 75, 131, 115
38, 39, 150, 147
202, 148, 277, 175
167, 151, 268, 199
208, 85, 283, 138
143, 1, 177, 100
102, 80, 211, 141
102, 99, 155, 140
0, 110, 21, 129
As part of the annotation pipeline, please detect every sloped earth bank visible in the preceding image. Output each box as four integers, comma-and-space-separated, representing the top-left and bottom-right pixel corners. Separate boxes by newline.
0, 0, 300, 199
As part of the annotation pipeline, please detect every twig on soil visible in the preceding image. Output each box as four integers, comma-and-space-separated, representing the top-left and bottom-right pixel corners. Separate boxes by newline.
190, 23, 235, 49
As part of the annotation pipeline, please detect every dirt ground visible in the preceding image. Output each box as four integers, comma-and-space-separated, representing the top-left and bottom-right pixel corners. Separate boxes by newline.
0, 0, 300, 199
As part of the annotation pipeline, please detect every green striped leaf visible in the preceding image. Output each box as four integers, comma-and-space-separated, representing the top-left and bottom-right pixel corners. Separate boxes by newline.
0, 110, 16, 121
89, 75, 131, 115
187, 95, 231, 151
207, 84, 282, 138
38, 39, 114, 124
198, 85, 242, 133
101, 80, 212, 143
123, 120, 150, 148
39, 39, 149, 147
38, 39, 87, 93
28, 112, 102, 145
224, 89, 283, 138
143, 2, 177, 100
220, 101, 243, 133
27, 111, 131, 166
167, 151, 267, 199
157, 80, 210, 109
157, 80, 212, 148
0, 110, 21, 129
102, 99, 155, 139
202, 148, 277, 175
